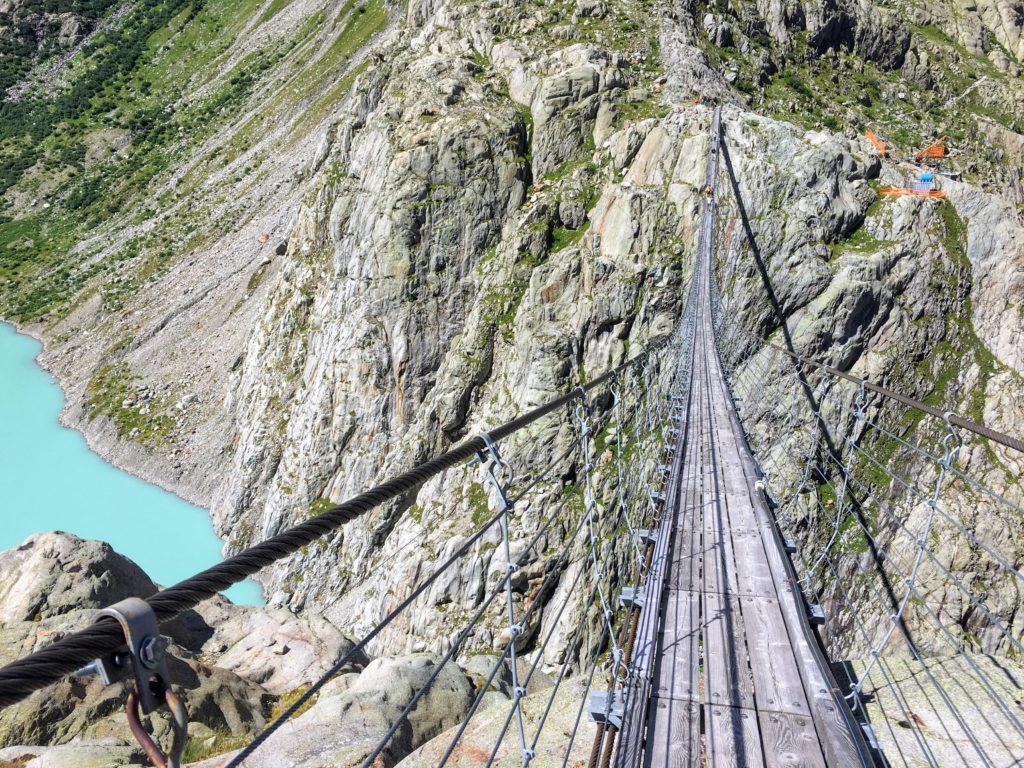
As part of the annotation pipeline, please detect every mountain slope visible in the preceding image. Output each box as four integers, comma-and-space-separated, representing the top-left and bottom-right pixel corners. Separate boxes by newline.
0, 0, 1022, 711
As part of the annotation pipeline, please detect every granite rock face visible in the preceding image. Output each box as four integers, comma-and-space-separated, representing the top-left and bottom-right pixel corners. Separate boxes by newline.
2, 0, 1024, 764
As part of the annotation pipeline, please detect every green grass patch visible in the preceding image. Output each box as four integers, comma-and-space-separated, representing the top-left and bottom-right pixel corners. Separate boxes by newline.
180, 731, 249, 762
550, 220, 590, 252
269, 685, 318, 721
85, 362, 175, 445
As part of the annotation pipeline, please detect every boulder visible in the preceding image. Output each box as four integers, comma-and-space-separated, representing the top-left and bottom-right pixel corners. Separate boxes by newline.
0, 533, 157, 623
190, 654, 475, 767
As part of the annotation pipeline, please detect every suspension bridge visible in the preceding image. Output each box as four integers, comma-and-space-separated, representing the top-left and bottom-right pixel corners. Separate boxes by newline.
1, 107, 1023, 768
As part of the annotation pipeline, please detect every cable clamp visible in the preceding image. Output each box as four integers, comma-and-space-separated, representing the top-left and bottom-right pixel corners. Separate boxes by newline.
514, 685, 526, 699
510, 623, 524, 638
636, 528, 658, 546
506, 561, 519, 574
619, 586, 646, 610
588, 690, 625, 728
77, 597, 188, 766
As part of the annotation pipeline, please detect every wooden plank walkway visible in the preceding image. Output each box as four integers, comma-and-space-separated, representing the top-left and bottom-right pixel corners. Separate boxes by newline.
635, 107, 865, 768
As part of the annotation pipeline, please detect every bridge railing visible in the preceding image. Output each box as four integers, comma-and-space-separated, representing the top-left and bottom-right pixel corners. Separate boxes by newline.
0, 314, 697, 766
708, 218, 1024, 766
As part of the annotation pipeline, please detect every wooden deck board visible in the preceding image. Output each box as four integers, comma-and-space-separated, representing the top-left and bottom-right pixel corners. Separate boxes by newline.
702, 592, 755, 710
705, 705, 765, 768
741, 595, 812, 716
644, 698, 701, 768
758, 710, 827, 768
652, 589, 701, 702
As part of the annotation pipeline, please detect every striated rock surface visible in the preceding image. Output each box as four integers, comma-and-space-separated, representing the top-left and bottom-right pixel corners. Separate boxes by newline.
2, 0, 1024, 763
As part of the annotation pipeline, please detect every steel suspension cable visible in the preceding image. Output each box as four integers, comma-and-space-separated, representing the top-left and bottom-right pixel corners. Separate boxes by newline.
0, 346, 671, 708
806, 471, 1024, 756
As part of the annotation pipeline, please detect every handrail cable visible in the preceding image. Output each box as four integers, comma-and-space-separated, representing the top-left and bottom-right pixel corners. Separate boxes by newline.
763, 341, 1024, 454
0, 341, 673, 709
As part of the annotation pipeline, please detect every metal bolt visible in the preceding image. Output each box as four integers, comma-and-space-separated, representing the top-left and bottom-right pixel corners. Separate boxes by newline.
75, 661, 100, 678
139, 636, 167, 670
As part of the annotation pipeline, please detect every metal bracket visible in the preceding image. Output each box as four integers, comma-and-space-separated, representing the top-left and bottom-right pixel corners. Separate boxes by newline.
589, 690, 625, 728
619, 586, 646, 610
807, 603, 826, 626
636, 528, 659, 546
649, 491, 666, 505
784, 538, 798, 555
860, 723, 881, 750
89, 597, 170, 715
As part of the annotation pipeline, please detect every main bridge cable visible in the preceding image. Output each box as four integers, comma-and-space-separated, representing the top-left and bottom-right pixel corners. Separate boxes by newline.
0, 344, 673, 709
762, 341, 1024, 455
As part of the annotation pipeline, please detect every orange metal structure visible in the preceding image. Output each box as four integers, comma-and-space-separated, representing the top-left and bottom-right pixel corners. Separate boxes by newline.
914, 136, 948, 163
878, 187, 945, 198
865, 131, 889, 157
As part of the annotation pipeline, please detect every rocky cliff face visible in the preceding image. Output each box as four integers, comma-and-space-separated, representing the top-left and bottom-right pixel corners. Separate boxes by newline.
3, 0, 1024, 760
0, 533, 593, 766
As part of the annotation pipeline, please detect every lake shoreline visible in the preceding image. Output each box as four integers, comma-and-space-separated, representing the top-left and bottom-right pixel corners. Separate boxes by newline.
0, 319, 264, 605
1, 316, 212, 514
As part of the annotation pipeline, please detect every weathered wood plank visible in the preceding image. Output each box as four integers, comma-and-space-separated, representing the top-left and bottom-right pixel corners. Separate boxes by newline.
702, 592, 755, 709
758, 710, 827, 768
731, 531, 779, 598
670, 524, 702, 593
705, 705, 765, 768
643, 698, 701, 768
702, 521, 740, 596
740, 595, 813, 716
808, 695, 863, 768
651, 589, 700, 702
613, 679, 651, 768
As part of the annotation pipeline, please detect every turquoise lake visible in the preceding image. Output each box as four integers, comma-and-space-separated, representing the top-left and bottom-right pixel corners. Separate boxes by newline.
0, 322, 262, 605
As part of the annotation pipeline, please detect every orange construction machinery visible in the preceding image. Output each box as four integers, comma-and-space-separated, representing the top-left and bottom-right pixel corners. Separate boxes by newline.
915, 136, 948, 164
865, 131, 890, 158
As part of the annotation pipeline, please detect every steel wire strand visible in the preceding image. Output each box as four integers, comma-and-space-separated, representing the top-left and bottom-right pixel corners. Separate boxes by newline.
818, 539, 1005, 767
358, 580, 506, 768
809, 553, 943, 768
482, 557, 602, 766
446, 429, 652, 768
712, 310, 1024, 460
770, 343, 1024, 455
611, 381, 651, 572
560, 622, 611, 768
768, 379, 1024, 595
807, 473, 1024, 756
230, 441, 611, 767
821, 395, 1024, 521
798, 540, 921, 768
326, 439, 577, 618
800, 485, 985, 766
816, 450, 1024, 657
348, 434, 584, 627
526, 590, 598, 757
221, 505, 502, 767
0, 347, 669, 707
434, 473, 613, 768
795, 501, 942, 768
839, 435, 1024, 583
